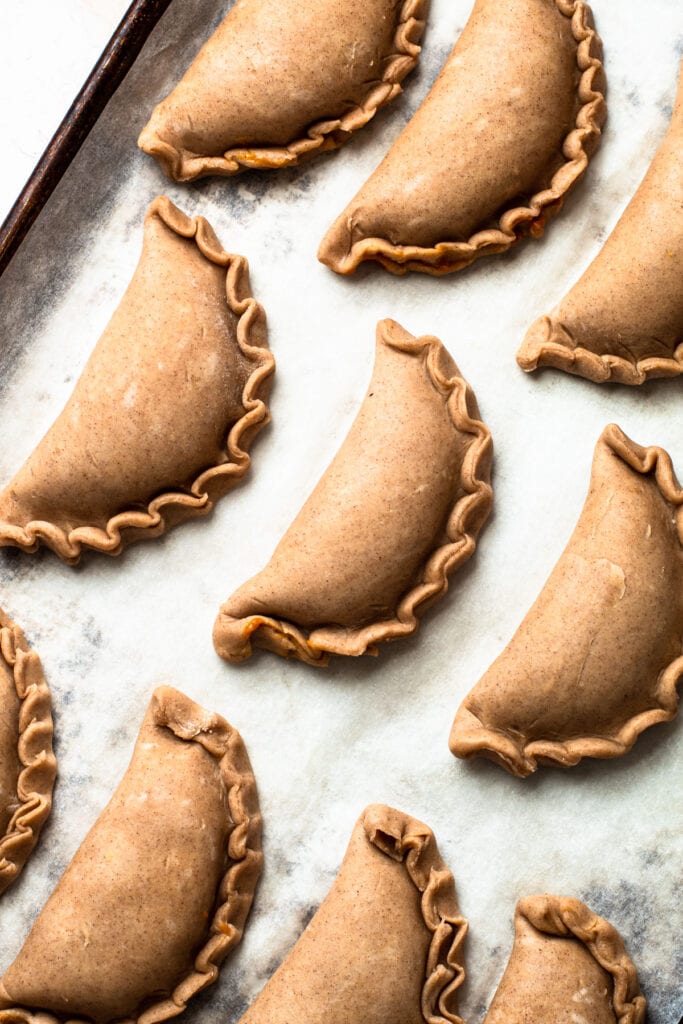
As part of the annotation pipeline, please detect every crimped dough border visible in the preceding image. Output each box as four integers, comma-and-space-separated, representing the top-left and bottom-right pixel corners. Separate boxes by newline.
139, 0, 429, 181
450, 424, 683, 777
214, 320, 493, 666
0, 685, 263, 1024
0, 197, 275, 564
517, 314, 683, 385
323, 0, 607, 276
0, 610, 56, 898
515, 895, 646, 1024
362, 805, 467, 1024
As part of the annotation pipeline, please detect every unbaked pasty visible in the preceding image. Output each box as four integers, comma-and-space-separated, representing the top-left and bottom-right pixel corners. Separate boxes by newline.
483, 896, 645, 1023
0, 610, 55, 897
0, 197, 274, 563
138, 0, 428, 181
237, 805, 467, 1024
214, 319, 492, 666
0, 686, 262, 1024
318, 0, 606, 276
450, 424, 683, 776
518, 59, 683, 384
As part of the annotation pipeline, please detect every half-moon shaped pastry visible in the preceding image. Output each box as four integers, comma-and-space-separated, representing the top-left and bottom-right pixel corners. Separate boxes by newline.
0, 686, 262, 1024
214, 319, 493, 666
318, 0, 606, 276
0, 609, 55, 898
484, 896, 645, 1024
0, 196, 274, 563
450, 424, 683, 776
138, 0, 428, 181
518, 59, 683, 384
237, 805, 467, 1024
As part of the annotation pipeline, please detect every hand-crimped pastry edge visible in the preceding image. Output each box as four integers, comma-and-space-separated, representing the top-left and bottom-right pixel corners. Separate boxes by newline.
513, 895, 646, 1024
319, 0, 606, 276
0, 609, 56, 898
213, 320, 493, 666
361, 804, 467, 1024
450, 423, 683, 777
0, 685, 263, 1024
0, 196, 275, 564
138, 0, 429, 181
516, 314, 683, 385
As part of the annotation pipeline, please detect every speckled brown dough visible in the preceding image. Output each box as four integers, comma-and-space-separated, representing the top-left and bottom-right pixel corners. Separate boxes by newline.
483, 896, 645, 1024
0, 609, 55, 898
450, 425, 683, 776
518, 59, 683, 384
138, 0, 428, 181
318, 0, 606, 276
0, 197, 274, 563
213, 319, 492, 666
0, 687, 262, 1024
237, 805, 467, 1024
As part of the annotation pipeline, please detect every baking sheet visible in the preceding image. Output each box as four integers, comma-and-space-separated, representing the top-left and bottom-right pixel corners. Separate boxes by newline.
0, 0, 681, 1020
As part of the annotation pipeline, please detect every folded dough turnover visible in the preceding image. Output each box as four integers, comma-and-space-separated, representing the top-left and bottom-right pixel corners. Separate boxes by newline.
138, 0, 428, 180
0, 610, 55, 897
238, 805, 467, 1024
318, 0, 606, 276
214, 319, 492, 666
484, 896, 645, 1024
450, 424, 683, 776
0, 686, 262, 1024
0, 197, 274, 562
518, 59, 683, 384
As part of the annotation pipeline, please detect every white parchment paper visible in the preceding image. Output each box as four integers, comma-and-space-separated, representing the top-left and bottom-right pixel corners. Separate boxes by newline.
0, 1, 681, 1021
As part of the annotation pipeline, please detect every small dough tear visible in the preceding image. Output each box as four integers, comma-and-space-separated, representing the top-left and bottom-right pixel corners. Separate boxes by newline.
139, 0, 428, 181
0, 686, 262, 1024
214, 318, 492, 666
450, 424, 683, 775
518, 58, 683, 385
0, 610, 55, 898
237, 805, 467, 1024
483, 896, 645, 1024
0, 197, 274, 563
318, 0, 606, 276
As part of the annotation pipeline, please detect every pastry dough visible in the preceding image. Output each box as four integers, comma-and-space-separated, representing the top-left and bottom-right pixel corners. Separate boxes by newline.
450, 424, 683, 776
0, 610, 55, 898
214, 319, 492, 666
0, 197, 274, 563
138, 0, 428, 181
518, 59, 683, 384
484, 896, 645, 1024
318, 0, 606, 276
237, 805, 467, 1024
0, 686, 262, 1024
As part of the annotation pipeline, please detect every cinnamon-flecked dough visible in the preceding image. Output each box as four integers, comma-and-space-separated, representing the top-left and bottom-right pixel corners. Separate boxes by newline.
0, 609, 55, 898
518, 59, 683, 384
483, 896, 645, 1024
0, 687, 262, 1024
318, 0, 606, 276
0, 197, 274, 563
214, 319, 493, 666
450, 424, 683, 776
138, 0, 428, 181
237, 805, 467, 1024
